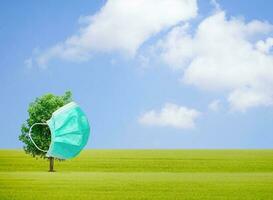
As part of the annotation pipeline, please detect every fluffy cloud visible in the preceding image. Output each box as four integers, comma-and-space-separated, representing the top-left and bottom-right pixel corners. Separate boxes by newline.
138, 103, 201, 129
157, 11, 273, 111
33, 0, 197, 67
256, 37, 273, 53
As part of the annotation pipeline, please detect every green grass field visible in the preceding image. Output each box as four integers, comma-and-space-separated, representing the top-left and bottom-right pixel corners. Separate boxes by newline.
1, 149, 273, 199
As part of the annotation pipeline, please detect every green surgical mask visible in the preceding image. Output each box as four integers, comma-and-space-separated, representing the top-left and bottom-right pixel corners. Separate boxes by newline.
28, 102, 90, 159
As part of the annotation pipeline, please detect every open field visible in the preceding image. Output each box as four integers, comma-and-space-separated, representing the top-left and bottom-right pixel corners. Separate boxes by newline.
1, 149, 273, 199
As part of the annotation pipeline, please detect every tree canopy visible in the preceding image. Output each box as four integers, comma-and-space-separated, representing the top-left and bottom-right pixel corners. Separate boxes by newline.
19, 91, 72, 158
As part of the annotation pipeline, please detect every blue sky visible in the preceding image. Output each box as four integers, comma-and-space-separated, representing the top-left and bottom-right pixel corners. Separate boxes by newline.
1, 0, 273, 149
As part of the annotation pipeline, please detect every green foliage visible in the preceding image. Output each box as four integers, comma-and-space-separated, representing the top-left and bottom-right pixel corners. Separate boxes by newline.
19, 91, 72, 158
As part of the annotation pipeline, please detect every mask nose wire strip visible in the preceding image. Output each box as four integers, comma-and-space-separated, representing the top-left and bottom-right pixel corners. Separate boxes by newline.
28, 123, 50, 152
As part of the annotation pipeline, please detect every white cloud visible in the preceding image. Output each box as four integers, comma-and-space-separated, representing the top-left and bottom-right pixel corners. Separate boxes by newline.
31, 0, 197, 67
157, 11, 273, 111
228, 88, 273, 112
156, 24, 194, 70
139, 103, 201, 129
256, 37, 273, 54
208, 99, 221, 111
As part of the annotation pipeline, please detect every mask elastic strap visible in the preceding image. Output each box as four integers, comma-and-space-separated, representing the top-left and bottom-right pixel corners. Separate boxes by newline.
28, 123, 49, 152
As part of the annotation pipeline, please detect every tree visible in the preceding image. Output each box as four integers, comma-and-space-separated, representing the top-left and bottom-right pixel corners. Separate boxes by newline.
19, 91, 72, 172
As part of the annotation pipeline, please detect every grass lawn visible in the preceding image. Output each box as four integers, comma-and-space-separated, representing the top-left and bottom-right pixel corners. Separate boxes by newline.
0, 149, 273, 199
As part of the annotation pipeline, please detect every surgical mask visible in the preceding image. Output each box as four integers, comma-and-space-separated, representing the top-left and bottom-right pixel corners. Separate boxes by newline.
28, 102, 90, 159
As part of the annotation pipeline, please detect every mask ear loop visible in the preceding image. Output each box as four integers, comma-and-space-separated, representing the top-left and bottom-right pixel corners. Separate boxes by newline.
28, 123, 49, 152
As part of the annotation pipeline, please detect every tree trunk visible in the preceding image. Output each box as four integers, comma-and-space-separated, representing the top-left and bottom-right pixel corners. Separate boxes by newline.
49, 157, 54, 172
